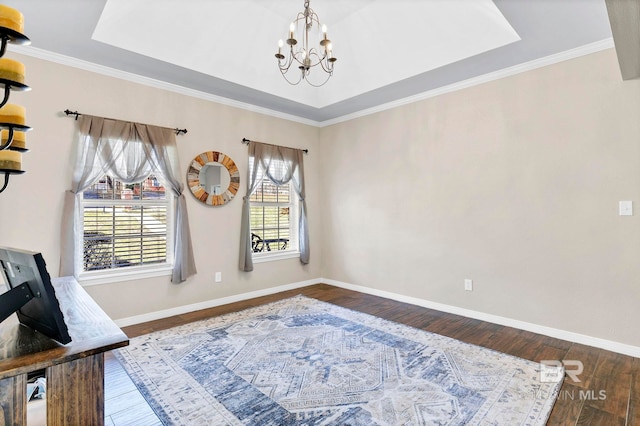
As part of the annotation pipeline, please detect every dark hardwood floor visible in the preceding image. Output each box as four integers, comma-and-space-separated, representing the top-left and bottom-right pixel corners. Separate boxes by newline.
104, 283, 640, 425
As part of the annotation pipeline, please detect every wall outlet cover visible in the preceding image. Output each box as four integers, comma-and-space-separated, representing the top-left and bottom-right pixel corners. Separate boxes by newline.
619, 201, 633, 216
464, 279, 473, 291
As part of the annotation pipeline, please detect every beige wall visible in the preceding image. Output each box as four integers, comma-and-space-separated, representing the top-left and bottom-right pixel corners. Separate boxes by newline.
2, 47, 639, 348
0, 53, 322, 320
320, 48, 640, 346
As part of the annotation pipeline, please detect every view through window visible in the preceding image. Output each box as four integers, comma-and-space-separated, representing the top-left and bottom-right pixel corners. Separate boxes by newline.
249, 170, 297, 255
81, 175, 170, 272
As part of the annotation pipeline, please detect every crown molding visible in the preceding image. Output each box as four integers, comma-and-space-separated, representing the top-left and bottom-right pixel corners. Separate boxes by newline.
11, 39, 615, 129
10, 45, 322, 128
319, 38, 616, 127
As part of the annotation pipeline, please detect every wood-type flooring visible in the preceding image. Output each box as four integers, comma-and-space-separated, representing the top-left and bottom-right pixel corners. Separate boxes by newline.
100, 284, 640, 426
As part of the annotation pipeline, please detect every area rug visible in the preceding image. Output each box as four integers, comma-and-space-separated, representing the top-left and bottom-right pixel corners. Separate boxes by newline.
114, 295, 562, 425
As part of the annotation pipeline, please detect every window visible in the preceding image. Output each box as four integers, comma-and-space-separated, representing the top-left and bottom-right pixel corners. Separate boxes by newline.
249, 170, 298, 258
79, 174, 172, 278
240, 143, 308, 271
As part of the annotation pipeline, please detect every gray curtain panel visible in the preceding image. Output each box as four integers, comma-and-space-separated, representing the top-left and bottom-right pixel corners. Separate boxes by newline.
59, 115, 196, 283
239, 141, 309, 272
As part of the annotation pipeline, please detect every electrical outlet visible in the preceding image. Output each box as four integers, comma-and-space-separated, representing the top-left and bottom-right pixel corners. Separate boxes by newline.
464, 279, 473, 291
215, 272, 222, 283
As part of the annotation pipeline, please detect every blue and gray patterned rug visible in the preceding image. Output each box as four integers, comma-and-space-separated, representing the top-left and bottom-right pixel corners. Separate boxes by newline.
115, 296, 562, 425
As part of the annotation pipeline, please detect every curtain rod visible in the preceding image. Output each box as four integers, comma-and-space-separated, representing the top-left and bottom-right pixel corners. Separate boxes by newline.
63, 109, 188, 135
241, 138, 308, 154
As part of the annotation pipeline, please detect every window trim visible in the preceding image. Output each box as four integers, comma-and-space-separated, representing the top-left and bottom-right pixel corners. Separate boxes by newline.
252, 249, 301, 264
76, 179, 174, 284
79, 263, 173, 286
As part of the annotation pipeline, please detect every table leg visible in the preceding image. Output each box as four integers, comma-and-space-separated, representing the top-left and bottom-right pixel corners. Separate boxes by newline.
0, 374, 26, 425
46, 353, 104, 426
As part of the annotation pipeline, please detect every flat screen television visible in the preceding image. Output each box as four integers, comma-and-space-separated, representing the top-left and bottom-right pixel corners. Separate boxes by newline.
0, 247, 71, 344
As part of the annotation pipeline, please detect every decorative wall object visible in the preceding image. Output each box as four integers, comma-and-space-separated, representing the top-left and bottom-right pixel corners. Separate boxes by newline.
187, 151, 239, 206
0, 4, 31, 194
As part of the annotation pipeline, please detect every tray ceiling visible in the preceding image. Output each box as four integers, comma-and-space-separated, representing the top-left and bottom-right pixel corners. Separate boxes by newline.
6, 0, 613, 124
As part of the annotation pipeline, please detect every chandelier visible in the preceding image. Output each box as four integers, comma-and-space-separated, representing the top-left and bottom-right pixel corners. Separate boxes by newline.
275, 0, 337, 87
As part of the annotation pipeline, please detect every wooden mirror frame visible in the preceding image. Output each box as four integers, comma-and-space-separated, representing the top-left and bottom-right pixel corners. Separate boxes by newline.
187, 151, 240, 206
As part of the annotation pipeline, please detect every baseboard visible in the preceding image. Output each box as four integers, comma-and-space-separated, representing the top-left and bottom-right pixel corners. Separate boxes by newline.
114, 278, 321, 327
322, 278, 640, 358
115, 276, 640, 358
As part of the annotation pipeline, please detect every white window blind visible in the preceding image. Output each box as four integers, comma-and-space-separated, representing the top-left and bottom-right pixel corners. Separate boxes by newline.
80, 174, 172, 273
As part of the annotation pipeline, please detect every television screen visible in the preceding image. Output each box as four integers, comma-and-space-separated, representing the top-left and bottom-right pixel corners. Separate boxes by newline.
0, 247, 71, 344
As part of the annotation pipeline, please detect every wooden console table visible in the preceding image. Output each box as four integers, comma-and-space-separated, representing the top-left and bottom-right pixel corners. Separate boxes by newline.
0, 277, 128, 425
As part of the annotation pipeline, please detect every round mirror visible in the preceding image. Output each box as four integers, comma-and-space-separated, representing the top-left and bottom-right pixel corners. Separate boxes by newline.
187, 151, 239, 206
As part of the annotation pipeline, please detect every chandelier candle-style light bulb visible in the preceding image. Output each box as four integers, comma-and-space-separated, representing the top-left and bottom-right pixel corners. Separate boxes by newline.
275, 0, 337, 87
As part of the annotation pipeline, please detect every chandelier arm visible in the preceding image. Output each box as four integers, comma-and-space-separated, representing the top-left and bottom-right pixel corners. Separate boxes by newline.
305, 50, 327, 64
290, 50, 329, 71
303, 71, 332, 87
279, 67, 304, 85
278, 49, 297, 73
279, 45, 304, 85
292, 50, 306, 67
317, 57, 335, 74
303, 51, 335, 74
279, 43, 309, 73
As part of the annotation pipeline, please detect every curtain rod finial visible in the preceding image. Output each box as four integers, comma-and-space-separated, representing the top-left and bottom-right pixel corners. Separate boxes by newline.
64, 109, 80, 120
